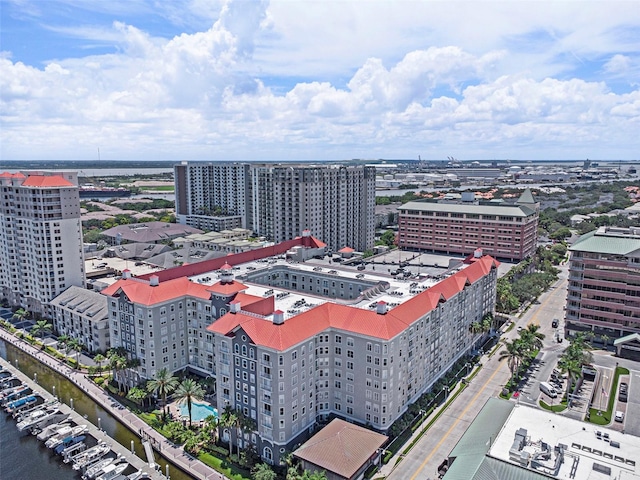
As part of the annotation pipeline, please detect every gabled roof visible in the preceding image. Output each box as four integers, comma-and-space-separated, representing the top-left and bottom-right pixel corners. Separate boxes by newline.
294, 418, 387, 479
101, 276, 213, 305
21, 174, 75, 188
208, 256, 499, 349
338, 246, 355, 253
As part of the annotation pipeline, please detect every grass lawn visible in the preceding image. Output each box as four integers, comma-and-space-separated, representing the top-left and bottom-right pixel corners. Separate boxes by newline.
198, 452, 251, 480
144, 185, 174, 191
539, 399, 567, 412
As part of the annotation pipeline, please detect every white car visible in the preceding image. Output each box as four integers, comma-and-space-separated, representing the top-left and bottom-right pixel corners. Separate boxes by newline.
614, 411, 625, 422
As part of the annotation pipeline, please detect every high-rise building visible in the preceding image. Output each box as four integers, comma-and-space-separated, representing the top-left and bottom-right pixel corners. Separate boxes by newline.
175, 162, 376, 252
397, 189, 539, 261
566, 226, 640, 350
252, 164, 376, 252
174, 162, 251, 230
0, 171, 85, 316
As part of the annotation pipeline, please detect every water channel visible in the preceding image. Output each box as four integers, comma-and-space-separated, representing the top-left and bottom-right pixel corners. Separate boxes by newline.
0, 339, 193, 480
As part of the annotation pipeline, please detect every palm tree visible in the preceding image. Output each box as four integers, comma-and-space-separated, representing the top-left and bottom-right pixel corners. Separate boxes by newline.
557, 355, 582, 404
67, 338, 82, 368
519, 324, 545, 353
107, 350, 127, 391
147, 368, 179, 419
237, 411, 257, 458
93, 353, 106, 373
499, 339, 525, 378
30, 319, 53, 342
174, 378, 205, 427
220, 404, 238, 457
12, 308, 30, 323
601, 334, 610, 348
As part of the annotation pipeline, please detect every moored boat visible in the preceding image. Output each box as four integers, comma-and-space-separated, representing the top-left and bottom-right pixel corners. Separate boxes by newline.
16, 403, 60, 431
83, 456, 119, 480
5, 394, 37, 413
95, 461, 128, 480
69, 442, 111, 468
45, 424, 88, 448
36, 420, 72, 441
55, 434, 86, 455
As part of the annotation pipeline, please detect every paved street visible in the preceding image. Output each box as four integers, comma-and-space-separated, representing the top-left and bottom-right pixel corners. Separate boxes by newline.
384, 265, 573, 480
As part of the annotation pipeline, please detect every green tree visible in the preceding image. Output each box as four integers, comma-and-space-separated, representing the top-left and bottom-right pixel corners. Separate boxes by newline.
30, 319, 53, 341
601, 334, 610, 348
499, 339, 525, 378
107, 349, 128, 391
174, 378, 205, 427
126, 386, 148, 405
147, 368, 179, 419
67, 338, 83, 368
518, 324, 545, 353
252, 462, 277, 480
12, 308, 30, 322
220, 405, 239, 457
93, 353, 106, 372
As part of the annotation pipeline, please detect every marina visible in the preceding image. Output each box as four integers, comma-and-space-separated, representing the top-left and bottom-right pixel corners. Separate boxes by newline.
0, 333, 226, 480
0, 356, 158, 479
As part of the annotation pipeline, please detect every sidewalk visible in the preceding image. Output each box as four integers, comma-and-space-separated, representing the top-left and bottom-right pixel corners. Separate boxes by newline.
0, 327, 227, 480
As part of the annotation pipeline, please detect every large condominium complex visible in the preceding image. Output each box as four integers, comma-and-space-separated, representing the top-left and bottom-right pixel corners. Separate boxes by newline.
397, 189, 539, 261
0, 171, 85, 315
101, 235, 498, 465
174, 162, 377, 252
566, 226, 640, 355
174, 162, 251, 230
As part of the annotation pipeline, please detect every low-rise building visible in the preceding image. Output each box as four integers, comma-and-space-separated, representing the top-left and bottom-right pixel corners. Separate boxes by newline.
50, 286, 110, 353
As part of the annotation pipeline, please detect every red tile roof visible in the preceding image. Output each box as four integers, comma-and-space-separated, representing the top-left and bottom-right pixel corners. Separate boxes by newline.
102, 276, 213, 305
294, 418, 387, 479
207, 280, 248, 296
0, 172, 26, 179
338, 246, 355, 253
208, 256, 499, 350
21, 174, 75, 188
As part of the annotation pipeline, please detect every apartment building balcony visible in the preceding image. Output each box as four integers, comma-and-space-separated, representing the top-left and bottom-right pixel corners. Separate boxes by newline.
260, 382, 272, 392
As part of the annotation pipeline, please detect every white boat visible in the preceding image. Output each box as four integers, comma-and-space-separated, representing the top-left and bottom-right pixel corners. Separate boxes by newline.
126, 470, 150, 480
32, 412, 69, 434
83, 457, 118, 480
14, 398, 56, 419
16, 404, 60, 431
45, 424, 88, 448
36, 420, 71, 441
96, 462, 128, 480
37, 423, 73, 442
70, 442, 111, 468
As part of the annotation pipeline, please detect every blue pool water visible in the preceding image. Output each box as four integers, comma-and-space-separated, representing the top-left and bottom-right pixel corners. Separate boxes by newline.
179, 401, 218, 422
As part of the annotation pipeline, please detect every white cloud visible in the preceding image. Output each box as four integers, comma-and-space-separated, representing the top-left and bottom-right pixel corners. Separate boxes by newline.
1, 0, 640, 160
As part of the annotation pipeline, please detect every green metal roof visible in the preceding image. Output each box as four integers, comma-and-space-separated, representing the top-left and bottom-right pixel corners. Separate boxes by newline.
613, 332, 640, 346
399, 201, 536, 217
570, 230, 640, 256
444, 398, 552, 480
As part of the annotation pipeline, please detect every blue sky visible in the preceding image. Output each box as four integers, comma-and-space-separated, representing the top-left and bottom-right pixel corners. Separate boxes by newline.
1, 0, 639, 161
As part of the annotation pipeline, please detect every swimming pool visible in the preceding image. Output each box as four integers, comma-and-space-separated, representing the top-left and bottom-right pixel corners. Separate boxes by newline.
178, 401, 218, 422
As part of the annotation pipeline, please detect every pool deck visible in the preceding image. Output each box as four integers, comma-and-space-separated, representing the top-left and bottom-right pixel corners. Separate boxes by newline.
167, 399, 217, 426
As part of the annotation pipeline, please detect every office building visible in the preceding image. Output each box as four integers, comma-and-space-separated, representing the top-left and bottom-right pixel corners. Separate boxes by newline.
0, 171, 85, 316
175, 162, 377, 252
397, 189, 539, 261
566, 226, 640, 349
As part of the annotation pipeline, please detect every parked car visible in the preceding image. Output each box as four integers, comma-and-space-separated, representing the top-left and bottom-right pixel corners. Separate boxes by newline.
552, 318, 559, 328
619, 382, 628, 402
615, 411, 625, 422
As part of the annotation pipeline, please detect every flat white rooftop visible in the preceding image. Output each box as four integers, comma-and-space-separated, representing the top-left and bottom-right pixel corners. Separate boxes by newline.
490, 404, 640, 479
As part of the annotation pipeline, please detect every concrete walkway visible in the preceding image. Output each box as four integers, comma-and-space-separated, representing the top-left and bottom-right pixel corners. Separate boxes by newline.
0, 327, 227, 480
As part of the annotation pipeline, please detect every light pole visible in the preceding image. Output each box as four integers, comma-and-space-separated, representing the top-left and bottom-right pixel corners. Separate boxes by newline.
443, 386, 449, 402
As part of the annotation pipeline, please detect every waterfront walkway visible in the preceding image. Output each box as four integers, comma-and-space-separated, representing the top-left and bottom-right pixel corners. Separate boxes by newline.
0, 327, 227, 480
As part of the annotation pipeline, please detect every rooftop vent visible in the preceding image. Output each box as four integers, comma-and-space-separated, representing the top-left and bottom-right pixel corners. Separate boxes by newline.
273, 310, 284, 325
149, 275, 159, 287
377, 301, 387, 315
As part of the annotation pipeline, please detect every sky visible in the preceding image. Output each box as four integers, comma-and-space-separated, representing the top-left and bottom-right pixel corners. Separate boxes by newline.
1, 0, 639, 162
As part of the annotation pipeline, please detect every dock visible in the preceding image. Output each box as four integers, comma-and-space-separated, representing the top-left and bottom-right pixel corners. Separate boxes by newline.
1, 357, 164, 480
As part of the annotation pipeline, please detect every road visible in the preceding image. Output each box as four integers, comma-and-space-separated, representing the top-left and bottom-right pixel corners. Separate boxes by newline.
384, 266, 571, 480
